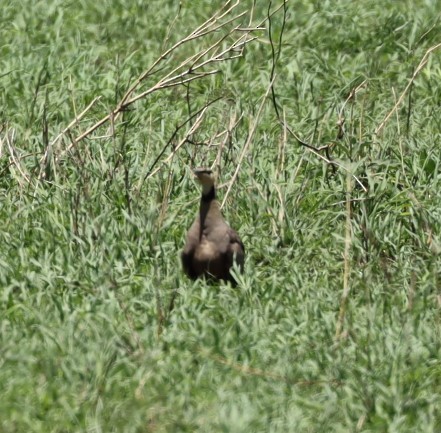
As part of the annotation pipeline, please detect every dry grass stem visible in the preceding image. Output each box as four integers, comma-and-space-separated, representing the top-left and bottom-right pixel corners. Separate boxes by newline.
338, 80, 368, 119
52, 1, 263, 162
213, 111, 242, 178
275, 108, 287, 177
221, 75, 276, 208
145, 106, 209, 181
283, 124, 368, 193
375, 42, 441, 136
200, 349, 342, 387
335, 170, 353, 339
3, 128, 32, 186
38, 96, 101, 179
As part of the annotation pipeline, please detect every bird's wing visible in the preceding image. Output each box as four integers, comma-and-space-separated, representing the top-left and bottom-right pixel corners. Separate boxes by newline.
220, 227, 244, 279
181, 220, 199, 279
227, 228, 245, 261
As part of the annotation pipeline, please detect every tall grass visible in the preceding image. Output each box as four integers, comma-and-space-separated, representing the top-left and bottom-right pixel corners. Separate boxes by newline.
1, 1, 441, 432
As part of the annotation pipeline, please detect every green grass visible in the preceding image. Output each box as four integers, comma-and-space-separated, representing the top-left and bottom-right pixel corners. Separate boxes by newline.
1, 0, 441, 432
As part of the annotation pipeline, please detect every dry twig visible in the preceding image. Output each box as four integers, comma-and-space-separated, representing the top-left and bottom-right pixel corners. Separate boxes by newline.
45, 1, 264, 167
335, 170, 353, 340
199, 349, 343, 387
145, 104, 211, 182
375, 42, 441, 136
213, 110, 243, 177
2, 128, 32, 186
221, 75, 276, 208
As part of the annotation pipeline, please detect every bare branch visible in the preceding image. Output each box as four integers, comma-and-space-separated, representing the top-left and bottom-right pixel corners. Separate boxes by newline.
51, 2, 264, 163
39, 96, 101, 177
335, 171, 353, 340
281, 122, 368, 193
145, 106, 209, 181
3, 129, 32, 186
375, 43, 441, 136
213, 111, 243, 178
221, 75, 276, 208
118, 1, 241, 108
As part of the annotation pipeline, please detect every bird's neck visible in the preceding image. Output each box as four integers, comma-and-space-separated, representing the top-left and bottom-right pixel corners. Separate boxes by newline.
201, 184, 215, 201
199, 185, 221, 231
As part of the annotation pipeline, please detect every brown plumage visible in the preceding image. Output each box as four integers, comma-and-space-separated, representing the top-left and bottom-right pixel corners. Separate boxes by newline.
181, 168, 245, 284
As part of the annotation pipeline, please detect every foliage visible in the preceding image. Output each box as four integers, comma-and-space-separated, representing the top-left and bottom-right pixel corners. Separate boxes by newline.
1, 0, 441, 432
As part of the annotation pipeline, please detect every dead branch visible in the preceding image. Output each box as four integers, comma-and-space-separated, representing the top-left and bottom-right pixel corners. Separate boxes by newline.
268, 0, 288, 122
144, 104, 210, 182
38, 96, 101, 180
335, 170, 353, 340
198, 348, 343, 387
221, 75, 276, 208
282, 123, 368, 193
48, 1, 264, 164
375, 42, 441, 136
213, 111, 243, 178
2, 128, 32, 186
133, 96, 224, 194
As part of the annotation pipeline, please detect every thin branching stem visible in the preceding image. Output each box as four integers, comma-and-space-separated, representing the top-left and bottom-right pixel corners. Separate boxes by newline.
221, 75, 276, 208
46, 1, 264, 167
375, 42, 441, 136
335, 170, 353, 340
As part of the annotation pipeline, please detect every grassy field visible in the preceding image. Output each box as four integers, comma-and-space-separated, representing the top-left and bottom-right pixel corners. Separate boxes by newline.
1, 0, 441, 431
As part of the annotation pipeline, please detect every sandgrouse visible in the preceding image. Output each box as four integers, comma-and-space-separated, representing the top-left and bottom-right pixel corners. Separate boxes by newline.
181, 168, 245, 283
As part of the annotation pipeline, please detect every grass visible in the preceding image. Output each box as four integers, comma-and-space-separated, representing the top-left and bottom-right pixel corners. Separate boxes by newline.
1, 0, 441, 432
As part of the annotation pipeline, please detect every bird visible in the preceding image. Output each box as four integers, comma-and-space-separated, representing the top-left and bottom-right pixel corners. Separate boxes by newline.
181, 168, 245, 284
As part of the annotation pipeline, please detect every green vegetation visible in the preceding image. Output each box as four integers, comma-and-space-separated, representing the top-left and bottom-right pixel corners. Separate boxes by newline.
1, 0, 441, 431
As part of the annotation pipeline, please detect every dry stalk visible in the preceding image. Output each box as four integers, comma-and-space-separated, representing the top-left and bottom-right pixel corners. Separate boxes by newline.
274, 183, 285, 226
275, 107, 287, 178
156, 287, 164, 339
2, 129, 32, 186
47, 1, 264, 165
335, 170, 353, 340
145, 105, 209, 181
134, 96, 223, 194
274, 109, 288, 230
393, 86, 408, 182
157, 166, 175, 232
199, 349, 342, 387
161, 2, 182, 52
38, 96, 101, 180
284, 123, 368, 193
375, 42, 441, 136
221, 75, 276, 209
337, 80, 368, 131
268, 0, 288, 122
356, 414, 368, 432
213, 111, 242, 177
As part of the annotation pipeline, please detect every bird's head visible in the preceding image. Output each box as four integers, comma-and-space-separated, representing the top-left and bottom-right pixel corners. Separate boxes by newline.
193, 167, 215, 185
193, 167, 215, 196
